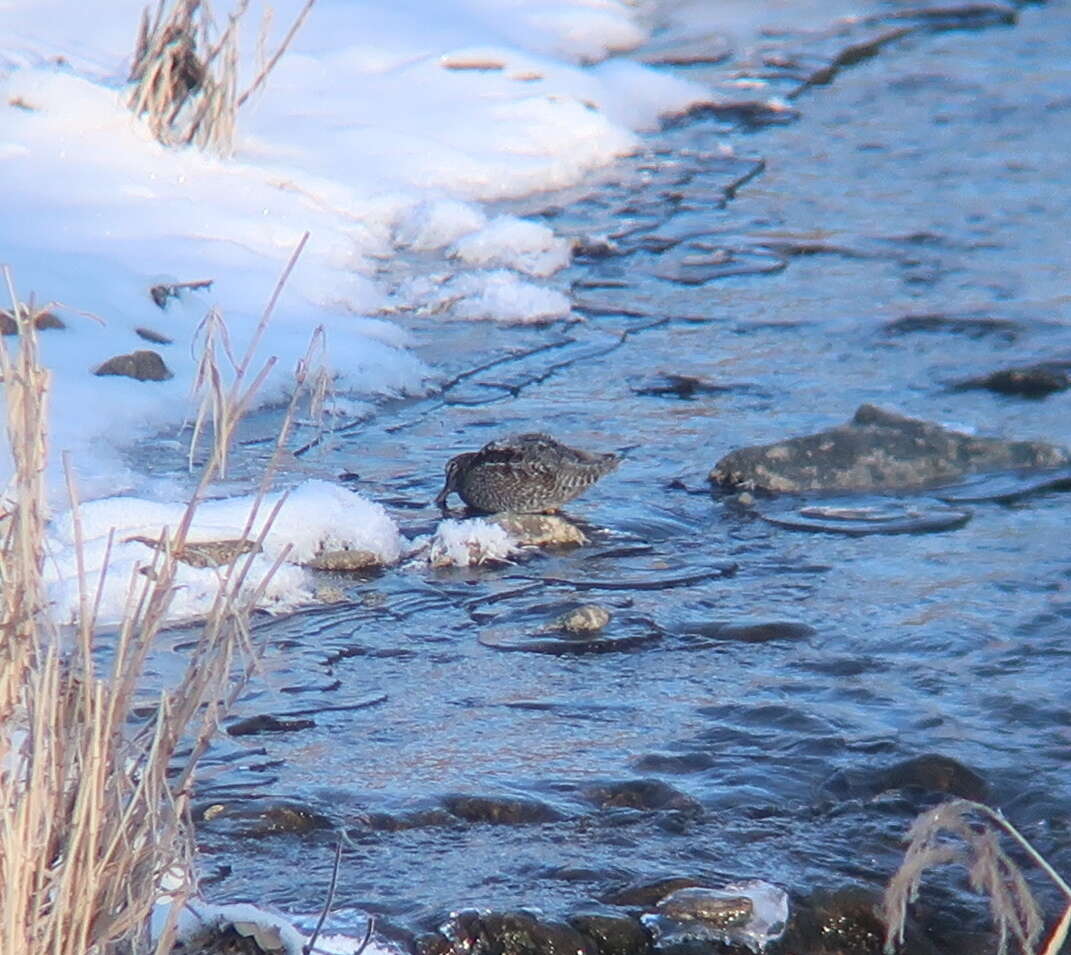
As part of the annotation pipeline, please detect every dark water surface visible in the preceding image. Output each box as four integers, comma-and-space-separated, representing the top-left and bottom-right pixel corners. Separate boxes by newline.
183, 2, 1071, 948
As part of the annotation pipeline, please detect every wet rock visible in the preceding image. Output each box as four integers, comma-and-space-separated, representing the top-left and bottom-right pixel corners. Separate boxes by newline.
195, 799, 333, 836
603, 877, 709, 909
643, 882, 788, 953
582, 779, 702, 816
441, 793, 564, 825
629, 373, 734, 400
881, 312, 1021, 340
489, 512, 588, 547
781, 885, 945, 955
632, 752, 716, 774
567, 913, 649, 955
710, 404, 1069, 494
638, 33, 733, 66
871, 753, 988, 801
779, 887, 886, 955
557, 604, 612, 633
825, 753, 988, 803
882, 3, 1017, 31
953, 361, 1071, 398
668, 99, 799, 129
656, 888, 753, 928
758, 500, 972, 536
305, 547, 384, 571
0, 306, 65, 335
429, 911, 597, 955
226, 714, 316, 736
677, 619, 815, 644
94, 349, 173, 381
135, 326, 173, 345
364, 808, 456, 831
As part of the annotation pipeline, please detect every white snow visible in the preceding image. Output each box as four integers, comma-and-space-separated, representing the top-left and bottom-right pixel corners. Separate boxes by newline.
426, 517, 519, 567
451, 215, 572, 277
45, 480, 402, 625
156, 897, 399, 955
0, 0, 712, 622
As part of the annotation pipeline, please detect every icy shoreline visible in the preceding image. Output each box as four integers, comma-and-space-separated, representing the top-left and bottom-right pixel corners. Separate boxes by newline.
0, 0, 710, 503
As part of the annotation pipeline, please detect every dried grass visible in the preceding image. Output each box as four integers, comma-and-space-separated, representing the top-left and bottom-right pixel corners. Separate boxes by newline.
127, 0, 316, 156
0, 240, 314, 952
883, 798, 1071, 955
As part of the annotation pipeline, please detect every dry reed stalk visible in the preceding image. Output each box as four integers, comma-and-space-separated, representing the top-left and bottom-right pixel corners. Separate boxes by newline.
128, 0, 316, 157
883, 798, 1071, 955
0, 239, 317, 953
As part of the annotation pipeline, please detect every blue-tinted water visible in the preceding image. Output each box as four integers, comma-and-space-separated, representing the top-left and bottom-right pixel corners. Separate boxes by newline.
180, 2, 1071, 947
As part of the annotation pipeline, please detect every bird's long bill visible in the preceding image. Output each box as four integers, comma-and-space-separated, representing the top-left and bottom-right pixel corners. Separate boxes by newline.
434, 484, 449, 509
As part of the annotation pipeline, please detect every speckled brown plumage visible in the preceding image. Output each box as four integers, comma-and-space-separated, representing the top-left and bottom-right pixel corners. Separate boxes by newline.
435, 433, 618, 513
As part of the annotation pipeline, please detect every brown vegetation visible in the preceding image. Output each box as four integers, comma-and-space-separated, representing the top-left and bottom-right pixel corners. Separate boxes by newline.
883, 798, 1071, 955
0, 241, 314, 952
128, 0, 316, 156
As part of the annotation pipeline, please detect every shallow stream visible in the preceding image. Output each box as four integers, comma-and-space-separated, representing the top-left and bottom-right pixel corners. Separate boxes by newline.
155, 2, 1071, 950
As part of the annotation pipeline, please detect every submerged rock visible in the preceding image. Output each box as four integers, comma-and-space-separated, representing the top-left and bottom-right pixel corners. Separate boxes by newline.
869, 753, 988, 802
881, 312, 1021, 340
758, 500, 972, 536
710, 404, 1068, 494
953, 361, 1071, 398
582, 778, 702, 815
629, 373, 735, 400
824, 752, 988, 803
194, 798, 333, 836
677, 619, 816, 643
442, 793, 564, 825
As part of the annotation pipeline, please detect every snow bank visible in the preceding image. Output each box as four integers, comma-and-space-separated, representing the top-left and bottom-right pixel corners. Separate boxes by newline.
45, 479, 402, 625
0, 0, 711, 503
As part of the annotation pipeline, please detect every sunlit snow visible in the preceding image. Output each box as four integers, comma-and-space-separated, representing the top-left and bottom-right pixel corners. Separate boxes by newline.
0, 0, 711, 622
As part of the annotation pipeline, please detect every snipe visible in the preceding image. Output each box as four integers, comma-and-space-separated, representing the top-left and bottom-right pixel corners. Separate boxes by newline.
435, 433, 618, 514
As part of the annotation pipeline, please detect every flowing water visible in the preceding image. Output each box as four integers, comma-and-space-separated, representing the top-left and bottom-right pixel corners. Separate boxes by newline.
159, 1, 1071, 949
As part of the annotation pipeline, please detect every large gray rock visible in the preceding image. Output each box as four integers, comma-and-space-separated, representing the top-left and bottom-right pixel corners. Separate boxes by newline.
710, 404, 1069, 493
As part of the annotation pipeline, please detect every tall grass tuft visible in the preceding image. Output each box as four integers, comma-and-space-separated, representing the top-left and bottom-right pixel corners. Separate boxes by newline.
0, 245, 311, 952
128, 0, 316, 156
883, 798, 1071, 955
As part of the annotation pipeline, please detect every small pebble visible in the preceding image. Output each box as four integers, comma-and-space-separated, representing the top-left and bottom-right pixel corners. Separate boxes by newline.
558, 604, 612, 633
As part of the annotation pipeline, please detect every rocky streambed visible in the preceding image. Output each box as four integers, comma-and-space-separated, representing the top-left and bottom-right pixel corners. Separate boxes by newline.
160, 2, 1071, 953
